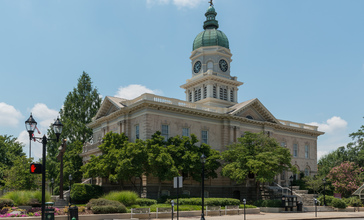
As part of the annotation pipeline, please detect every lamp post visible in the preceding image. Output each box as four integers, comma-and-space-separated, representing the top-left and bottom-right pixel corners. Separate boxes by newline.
25, 113, 37, 158
25, 114, 63, 220
323, 178, 326, 206
289, 175, 294, 196
51, 178, 54, 195
69, 174, 72, 206
200, 154, 206, 220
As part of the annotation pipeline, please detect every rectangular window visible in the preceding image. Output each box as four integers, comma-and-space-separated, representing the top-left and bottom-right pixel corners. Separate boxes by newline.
162, 125, 169, 141
201, 130, 208, 144
305, 145, 310, 158
135, 125, 139, 139
293, 144, 298, 157
182, 128, 190, 137
213, 86, 217, 98
281, 142, 286, 148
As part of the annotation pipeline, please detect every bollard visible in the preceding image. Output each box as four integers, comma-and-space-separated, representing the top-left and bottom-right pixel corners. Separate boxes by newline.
243, 198, 246, 220
171, 200, 175, 220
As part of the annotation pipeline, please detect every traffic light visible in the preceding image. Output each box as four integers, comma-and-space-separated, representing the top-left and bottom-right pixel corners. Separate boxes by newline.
30, 163, 42, 174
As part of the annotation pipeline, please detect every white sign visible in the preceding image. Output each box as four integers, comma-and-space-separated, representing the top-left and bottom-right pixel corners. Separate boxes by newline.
173, 176, 183, 188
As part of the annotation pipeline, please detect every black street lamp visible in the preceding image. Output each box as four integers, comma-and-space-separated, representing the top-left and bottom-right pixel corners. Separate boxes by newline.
69, 174, 73, 206
323, 178, 326, 206
200, 154, 206, 220
25, 113, 37, 158
25, 114, 63, 220
289, 175, 294, 196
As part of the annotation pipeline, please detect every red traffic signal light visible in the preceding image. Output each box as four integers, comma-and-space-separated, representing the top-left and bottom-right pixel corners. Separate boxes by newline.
30, 163, 42, 174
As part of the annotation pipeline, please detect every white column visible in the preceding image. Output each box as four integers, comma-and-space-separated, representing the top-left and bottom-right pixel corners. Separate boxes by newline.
207, 84, 212, 98
234, 88, 238, 102
192, 88, 195, 102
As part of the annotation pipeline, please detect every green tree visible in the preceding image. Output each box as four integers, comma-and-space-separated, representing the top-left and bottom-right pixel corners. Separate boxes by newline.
145, 132, 179, 197
82, 132, 149, 195
47, 72, 101, 187
2, 156, 41, 190
0, 135, 25, 187
166, 134, 221, 182
221, 132, 296, 199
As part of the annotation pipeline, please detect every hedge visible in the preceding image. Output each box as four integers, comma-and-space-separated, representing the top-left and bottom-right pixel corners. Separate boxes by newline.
70, 184, 103, 204
254, 200, 281, 207
86, 198, 127, 214
136, 198, 157, 206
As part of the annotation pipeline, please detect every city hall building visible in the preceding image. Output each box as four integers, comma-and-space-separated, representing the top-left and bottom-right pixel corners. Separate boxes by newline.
80, 4, 324, 200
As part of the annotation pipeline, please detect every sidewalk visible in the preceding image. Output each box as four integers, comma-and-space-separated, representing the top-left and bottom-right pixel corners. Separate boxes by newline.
176, 212, 364, 220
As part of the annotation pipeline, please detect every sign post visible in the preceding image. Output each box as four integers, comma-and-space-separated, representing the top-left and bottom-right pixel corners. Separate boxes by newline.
173, 176, 183, 220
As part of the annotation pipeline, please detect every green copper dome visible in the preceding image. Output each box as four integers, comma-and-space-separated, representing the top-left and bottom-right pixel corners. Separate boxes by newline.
193, 5, 229, 51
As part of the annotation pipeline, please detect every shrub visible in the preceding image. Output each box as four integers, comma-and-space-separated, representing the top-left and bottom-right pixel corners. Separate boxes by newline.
317, 195, 335, 206
2, 191, 51, 206
157, 194, 191, 203
165, 198, 240, 206
343, 197, 363, 207
254, 200, 281, 207
102, 191, 138, 206
331, 198, 347, 209
136, 198, 157, 206
0, 199, 14, 209
86, 198, 126, 214
70, 184, 103, 204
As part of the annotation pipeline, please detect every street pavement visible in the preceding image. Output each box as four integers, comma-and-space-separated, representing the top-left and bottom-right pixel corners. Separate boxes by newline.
174, 212, 364, 220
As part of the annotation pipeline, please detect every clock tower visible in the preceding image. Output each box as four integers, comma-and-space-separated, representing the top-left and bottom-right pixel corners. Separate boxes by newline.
180, 3, 243, 108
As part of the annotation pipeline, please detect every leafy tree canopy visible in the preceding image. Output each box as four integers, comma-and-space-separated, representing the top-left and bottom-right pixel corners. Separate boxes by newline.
2, 156, 41, 190
221, 131, 296, 184
47, 71, 101, 186
0, 135, 25, 186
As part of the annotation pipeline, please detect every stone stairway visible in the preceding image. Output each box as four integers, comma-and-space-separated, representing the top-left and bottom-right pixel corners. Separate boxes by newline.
293, 189, 317, 206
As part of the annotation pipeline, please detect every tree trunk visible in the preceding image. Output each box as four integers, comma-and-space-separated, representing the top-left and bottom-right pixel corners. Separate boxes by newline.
256, 181, 260, 201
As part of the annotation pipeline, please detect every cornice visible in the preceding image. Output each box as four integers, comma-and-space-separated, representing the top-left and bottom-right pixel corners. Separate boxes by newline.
180, 74, 243, 89
88, 99, 323, 137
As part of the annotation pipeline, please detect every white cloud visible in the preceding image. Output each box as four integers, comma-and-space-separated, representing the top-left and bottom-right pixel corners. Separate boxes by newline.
146, 0, 204, 8
0, 102, 23, 127
30, 103, 59, 129
309, 116, 350, 160
308, 116, 347, 134
115, 84, 163, 100
173, 0, 204, 8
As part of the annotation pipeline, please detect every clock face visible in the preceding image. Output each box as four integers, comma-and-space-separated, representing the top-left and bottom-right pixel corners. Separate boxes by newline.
219, 59, 228, 72
193, 61, 201, 73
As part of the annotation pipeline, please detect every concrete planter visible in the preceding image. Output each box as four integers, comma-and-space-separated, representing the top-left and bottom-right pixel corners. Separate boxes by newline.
259, 207, 285, 213
0, 208, 260, 220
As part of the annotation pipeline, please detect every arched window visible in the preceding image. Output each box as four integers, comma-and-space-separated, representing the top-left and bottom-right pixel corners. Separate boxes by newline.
207, 61, 213, 70
304, 167, 310, 176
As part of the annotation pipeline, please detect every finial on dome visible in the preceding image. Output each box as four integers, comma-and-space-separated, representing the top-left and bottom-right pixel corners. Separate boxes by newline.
209, 0, 213, 6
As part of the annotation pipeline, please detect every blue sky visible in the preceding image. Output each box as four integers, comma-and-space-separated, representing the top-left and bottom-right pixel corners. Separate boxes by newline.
0, 0, 363, 160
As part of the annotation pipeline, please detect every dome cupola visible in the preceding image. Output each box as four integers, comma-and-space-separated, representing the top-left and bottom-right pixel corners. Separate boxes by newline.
193, 4, 229, 51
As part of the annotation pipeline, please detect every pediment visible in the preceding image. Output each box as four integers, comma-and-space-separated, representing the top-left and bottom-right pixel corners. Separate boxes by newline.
228, 98, 280, 124
94, 96, 126, 120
